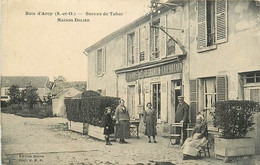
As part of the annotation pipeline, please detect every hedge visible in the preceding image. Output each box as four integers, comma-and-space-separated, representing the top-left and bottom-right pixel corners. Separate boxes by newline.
212, 100, 259, 139
65, 95, 119, 127
65, 99, 82, 122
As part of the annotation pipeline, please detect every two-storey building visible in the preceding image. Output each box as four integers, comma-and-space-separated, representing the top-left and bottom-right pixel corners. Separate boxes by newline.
84, 0, 260, 136
84, 1, 189, 135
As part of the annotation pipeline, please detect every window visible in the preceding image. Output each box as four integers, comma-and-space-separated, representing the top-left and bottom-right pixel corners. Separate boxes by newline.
152, 83, 161, 119
197, 0, 227, 50
152, 20, 160, 59
166, 39, 175, 56
203, 78, 217, 125
127, 33, 135, 65
96, 48, 106, 76
204, 78, 217, 110
245, 71, 260, 83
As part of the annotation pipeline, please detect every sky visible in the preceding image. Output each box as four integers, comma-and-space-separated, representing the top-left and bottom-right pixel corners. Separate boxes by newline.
1, 0, 150, 81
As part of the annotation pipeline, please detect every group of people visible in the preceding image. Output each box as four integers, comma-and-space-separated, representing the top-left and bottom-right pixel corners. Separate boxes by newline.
103, 97, 208, 160
103, 99, 158, 145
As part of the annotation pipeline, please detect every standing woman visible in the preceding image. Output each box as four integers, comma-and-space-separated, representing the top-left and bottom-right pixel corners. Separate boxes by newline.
103, 107, 114, 145
144, 102, 157, 143
115, 99, 130, 144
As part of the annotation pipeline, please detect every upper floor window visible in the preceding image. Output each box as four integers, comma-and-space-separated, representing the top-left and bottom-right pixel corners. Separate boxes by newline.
127, 33, 135, 65
96, 48, 106, 76
151, 20, 160, 59
197, 0, 227, 51
245, 71, 260, 83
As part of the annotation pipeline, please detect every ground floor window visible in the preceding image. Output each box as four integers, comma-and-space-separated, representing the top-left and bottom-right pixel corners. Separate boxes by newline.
198, 77, 217, 125
152, 83, 161, 119
241, 71, 260, 102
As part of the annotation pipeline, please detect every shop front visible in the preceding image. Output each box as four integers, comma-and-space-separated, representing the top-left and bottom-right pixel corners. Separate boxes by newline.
115, 57, 185, 136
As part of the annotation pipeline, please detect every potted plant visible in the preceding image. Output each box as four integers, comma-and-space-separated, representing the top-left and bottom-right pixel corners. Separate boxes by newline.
212, 100, 259, 163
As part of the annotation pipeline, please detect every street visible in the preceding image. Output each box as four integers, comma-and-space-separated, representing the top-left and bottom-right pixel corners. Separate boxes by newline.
1, 113, 259, 165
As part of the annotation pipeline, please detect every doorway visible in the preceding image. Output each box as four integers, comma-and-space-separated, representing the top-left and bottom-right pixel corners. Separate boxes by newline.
127, 85, 135, 119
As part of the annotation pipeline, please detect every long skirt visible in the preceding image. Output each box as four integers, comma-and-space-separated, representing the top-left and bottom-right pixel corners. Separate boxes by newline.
145, 123, 157, 136
181, 133, 207, 156
115, 120, 130, 139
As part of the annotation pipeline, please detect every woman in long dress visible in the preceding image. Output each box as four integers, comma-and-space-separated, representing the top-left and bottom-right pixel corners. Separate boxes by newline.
144, 102, 157, 143
115, 99, 130, 144
182, 115, 208, 160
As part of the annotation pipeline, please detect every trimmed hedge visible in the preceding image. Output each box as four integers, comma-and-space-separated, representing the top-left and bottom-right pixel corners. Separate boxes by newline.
64, 99, 82, 122
213, 100, 259, 139
82, 96, 119, 126
65, 95, 119, 127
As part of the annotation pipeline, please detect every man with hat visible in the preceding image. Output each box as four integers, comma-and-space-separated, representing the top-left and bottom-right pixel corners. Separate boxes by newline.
175, 95, 189, 144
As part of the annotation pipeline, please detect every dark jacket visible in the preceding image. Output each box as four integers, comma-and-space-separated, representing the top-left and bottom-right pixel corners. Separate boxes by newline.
103, 113, 114, 135
115, 104, 130, 121
175, 102, 189, 123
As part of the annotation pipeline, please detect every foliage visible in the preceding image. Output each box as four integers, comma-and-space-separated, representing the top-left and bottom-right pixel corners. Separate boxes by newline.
25, 85, 39, 110
65, 94, 119, 127
64, 99, 82, 122
2, 104, 53, 119
81, 90, 101, 98
81, 96, 119, 126
212, 100, 259, 139
7, 85, 21, 104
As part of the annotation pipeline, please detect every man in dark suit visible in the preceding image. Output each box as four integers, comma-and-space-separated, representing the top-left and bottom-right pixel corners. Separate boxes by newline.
175, 95, 189, 144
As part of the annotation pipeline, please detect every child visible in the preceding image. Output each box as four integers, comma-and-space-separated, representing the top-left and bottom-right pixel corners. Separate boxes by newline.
103, 107, 114, 145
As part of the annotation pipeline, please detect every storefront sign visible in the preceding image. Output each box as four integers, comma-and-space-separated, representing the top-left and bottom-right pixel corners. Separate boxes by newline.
126, 62, 182, 82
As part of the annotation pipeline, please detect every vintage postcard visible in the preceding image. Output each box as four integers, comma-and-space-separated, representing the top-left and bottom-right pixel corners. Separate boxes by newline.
1, 0, 260, 164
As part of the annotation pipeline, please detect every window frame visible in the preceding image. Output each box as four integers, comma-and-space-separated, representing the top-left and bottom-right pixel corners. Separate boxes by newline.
127, 32, 135, 65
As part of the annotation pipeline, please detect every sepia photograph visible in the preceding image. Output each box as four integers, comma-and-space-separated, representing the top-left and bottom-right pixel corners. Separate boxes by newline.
1, 0, 260, 164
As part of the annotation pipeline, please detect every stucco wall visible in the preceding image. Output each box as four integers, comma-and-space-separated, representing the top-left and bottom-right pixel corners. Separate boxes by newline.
188, 1, 260, 100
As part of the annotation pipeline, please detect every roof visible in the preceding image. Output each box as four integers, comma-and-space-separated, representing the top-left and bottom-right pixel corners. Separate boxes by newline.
51, 81, 87, 96
52, 87, 83, 99
1, 76, 50, 88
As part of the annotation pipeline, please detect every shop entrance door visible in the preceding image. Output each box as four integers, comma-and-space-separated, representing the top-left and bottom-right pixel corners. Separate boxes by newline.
127, 85, 135, 119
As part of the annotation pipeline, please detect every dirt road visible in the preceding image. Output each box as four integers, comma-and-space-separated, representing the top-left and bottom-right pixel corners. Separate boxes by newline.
1, 113, 258, 165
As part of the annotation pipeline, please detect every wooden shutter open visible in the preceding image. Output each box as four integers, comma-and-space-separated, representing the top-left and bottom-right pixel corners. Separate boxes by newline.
216, 75, 228, 101
160, 15, 167, 58
190, 79, 198, 126
161, 81, 168, 122
215, 0, 228, 44
197, 0, 207, 50
135, 29, 139, 63
102, 47, 106, 73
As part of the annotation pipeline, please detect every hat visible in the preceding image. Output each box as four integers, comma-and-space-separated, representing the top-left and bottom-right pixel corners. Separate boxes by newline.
178, 95, 184, 98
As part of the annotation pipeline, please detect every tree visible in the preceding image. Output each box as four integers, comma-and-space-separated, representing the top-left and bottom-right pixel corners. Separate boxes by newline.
25, 85, 39, 110
7, 85, 21, 104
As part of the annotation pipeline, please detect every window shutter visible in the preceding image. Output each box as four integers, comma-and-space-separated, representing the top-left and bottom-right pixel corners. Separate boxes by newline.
197, 0, 207, 49
161, 81, 168, 122
190, 79, 198, 126
145, 24, 149, 61
95, 51, 97, 75
160, 15, 167, 58
215, 0, 228, 44
102, 47, 106, 73
216, 75, 228, 101
150, 23, 154, 60
135, 29, 139, 63
124, 35, 128, 67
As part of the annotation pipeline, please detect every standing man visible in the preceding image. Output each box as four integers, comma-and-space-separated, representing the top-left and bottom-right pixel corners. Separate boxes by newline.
175, 95, 189, 144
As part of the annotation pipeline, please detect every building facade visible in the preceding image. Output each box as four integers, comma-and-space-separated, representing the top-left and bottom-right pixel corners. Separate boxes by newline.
1, 76, 51, 100
84, 0, 260, 135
